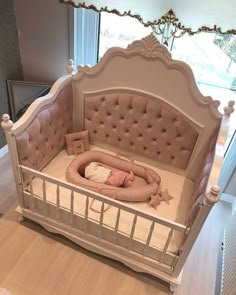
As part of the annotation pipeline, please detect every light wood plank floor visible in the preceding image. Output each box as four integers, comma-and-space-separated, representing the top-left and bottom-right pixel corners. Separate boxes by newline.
0, 153, 17, 216
0, 153, 232, 295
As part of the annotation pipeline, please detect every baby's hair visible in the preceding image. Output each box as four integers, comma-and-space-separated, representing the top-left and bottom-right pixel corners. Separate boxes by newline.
78, 163, 87, 177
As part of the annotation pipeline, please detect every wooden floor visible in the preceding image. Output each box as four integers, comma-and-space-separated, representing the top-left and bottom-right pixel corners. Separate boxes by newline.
0, 153, 17, 215
0, 152, 232, 295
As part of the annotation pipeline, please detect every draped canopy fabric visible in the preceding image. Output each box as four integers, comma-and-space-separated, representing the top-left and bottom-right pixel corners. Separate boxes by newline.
60, 0, 236, 34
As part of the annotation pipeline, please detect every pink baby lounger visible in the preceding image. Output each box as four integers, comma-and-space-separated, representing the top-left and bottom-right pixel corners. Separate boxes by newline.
66, 150, 161, 202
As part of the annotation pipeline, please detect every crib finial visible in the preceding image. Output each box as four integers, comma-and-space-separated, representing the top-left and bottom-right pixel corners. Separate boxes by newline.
67, 59, 75, 74
1, 114, 13, 131
224, 100, 235, 117
205, 185, 220, 206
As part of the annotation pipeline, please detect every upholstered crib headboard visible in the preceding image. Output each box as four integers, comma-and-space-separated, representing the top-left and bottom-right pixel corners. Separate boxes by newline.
84, 92, 199, 171
72, 34, 222, 180
15, 83, 73, 170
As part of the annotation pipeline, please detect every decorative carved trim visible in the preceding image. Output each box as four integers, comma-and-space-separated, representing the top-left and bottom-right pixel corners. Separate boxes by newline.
67, 59, 75, 74
59, 0, 151, 27
127, 33, 171, 59
74, 33, 172, 80
1, 114, 13, 131
153, 9, 236, 38
224, 100, 235, 117
205, 185, 220, 206
60, 1, 236, 36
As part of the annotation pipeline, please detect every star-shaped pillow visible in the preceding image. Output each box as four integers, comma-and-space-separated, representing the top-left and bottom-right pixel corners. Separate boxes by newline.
149, 189, 173, 210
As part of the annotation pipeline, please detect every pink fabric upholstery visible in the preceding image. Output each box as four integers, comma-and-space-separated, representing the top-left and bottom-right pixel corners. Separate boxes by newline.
185, 131, 218, 225
84, 93, 199, 170
191, 132, 218, 204
66, 151, 161, 202
16, 84, 73, 170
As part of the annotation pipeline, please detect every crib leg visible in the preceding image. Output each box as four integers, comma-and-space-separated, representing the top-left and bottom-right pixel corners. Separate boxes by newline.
169, 282, 178, 293
18, 215, 26, 223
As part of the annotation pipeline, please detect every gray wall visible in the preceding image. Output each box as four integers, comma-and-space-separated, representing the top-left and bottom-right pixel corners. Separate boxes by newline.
15, 0, 70, 83
0, 0, 23, 148
0, 0, 70, 148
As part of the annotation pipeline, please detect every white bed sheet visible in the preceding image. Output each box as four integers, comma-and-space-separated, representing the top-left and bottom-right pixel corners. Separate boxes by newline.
30, 146, 194, 253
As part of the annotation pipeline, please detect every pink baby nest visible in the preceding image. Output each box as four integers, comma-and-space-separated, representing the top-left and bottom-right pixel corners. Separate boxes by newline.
66, 150, 161, 202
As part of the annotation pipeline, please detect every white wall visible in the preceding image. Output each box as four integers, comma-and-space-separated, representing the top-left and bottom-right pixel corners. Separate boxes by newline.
225, 168, 236, 197
219, 132, 236, 200
223, 136, 236, 198
15, 0, 70, 83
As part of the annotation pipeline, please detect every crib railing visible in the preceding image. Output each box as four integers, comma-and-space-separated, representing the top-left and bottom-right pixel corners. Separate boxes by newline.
18, 164, 187, 275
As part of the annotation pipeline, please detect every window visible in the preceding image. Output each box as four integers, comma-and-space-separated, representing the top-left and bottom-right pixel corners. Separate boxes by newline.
171, 33, 236, 147
172, 33, 236, 104
98, 12, 152, 59
99, 17, 236, 147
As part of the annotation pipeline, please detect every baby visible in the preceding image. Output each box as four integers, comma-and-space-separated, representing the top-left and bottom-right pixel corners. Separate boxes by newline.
84, 162, 134, 188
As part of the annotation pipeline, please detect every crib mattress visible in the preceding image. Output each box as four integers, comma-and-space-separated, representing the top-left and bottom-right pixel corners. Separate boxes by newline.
30, 146, 194, 253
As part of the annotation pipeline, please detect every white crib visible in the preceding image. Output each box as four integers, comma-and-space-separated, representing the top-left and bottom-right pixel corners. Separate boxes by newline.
2, 34, 234, 292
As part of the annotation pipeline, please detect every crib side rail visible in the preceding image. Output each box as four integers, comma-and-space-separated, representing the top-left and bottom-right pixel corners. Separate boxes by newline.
19, 165, 186, 232
208, 106, 234, 191
171, 113, 231, 276
18, 164, 186, 274
10, 75, 72, 135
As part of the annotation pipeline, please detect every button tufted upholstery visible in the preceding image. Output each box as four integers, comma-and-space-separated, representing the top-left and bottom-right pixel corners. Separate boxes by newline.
84, 93, 199, 170
16, 84, 73, 171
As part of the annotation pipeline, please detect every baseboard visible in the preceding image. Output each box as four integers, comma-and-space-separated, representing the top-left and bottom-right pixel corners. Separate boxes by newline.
221, 193, 235, 204
0, 144, 8, 158
221, 193, 236, 215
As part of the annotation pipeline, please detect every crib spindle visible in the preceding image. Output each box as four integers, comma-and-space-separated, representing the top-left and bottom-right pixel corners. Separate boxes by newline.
113, 208, 121, 244
42, 179, 47, 216
159, 228, 174, 263
70, 190, 74, 227
143, 221, 155, 257
98, 201, 105, 239
56, 185, 60, 222
128, 215, 137, 251
29, 177, 35, 212
84, 196, 89, 233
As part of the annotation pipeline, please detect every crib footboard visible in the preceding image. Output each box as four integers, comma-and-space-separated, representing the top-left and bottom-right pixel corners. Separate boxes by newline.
18, 164, 186, 286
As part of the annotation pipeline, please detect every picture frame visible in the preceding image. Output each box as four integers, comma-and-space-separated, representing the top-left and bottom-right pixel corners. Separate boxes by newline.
7, 80, 52, 122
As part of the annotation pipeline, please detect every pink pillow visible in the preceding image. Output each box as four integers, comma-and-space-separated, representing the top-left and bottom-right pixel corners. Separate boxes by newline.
65, 130, 89, 155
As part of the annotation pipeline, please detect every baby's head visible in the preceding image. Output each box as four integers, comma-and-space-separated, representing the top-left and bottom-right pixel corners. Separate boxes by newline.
78, 163, 87, 176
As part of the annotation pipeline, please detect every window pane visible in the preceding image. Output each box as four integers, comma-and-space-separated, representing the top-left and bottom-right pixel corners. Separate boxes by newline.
172, 33, 236, 148
99, 12, 152, 59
